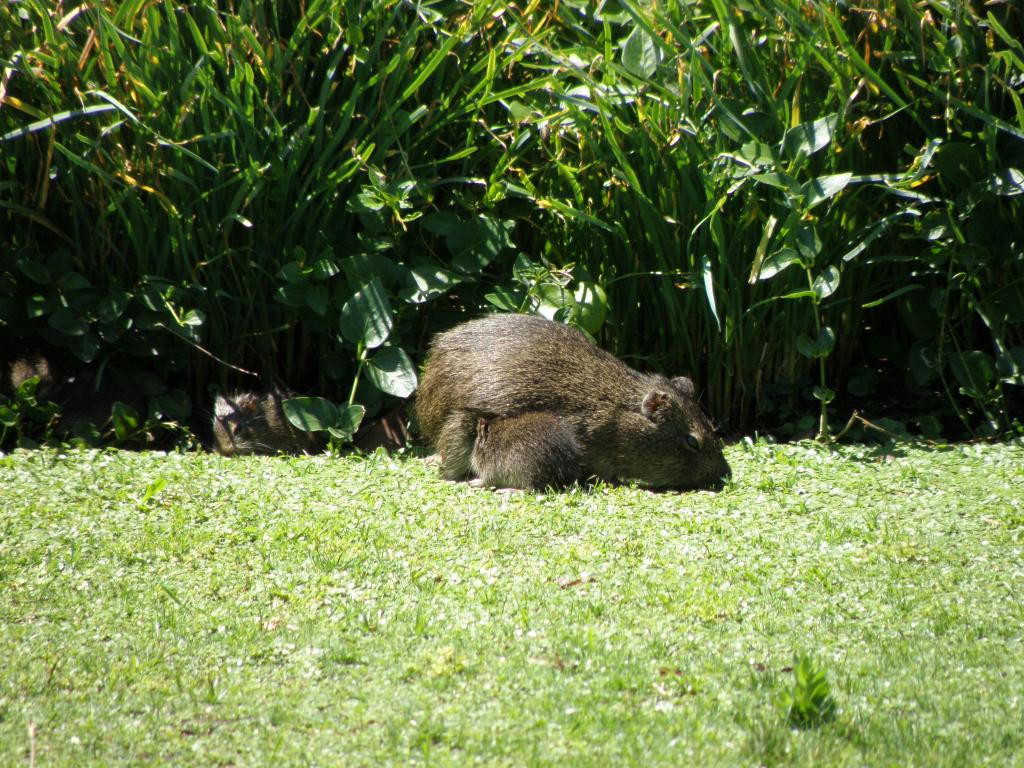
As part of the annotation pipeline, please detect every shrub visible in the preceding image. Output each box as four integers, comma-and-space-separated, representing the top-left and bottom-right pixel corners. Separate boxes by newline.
2, 1, 1021, 443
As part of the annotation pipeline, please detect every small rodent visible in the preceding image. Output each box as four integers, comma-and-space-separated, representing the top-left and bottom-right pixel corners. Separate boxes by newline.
415, 313, 731, 490
7, 352, 139, 436
212, 391, 323, 456
8, 353, 57, 400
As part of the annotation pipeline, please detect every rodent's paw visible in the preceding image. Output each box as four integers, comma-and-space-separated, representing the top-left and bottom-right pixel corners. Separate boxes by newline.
423, 453, 442, 468
469, 477, 522, 493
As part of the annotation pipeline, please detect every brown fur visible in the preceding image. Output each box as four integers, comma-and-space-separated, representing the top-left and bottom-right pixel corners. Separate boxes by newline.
415, 314, 730, 490
212, 391, 323, 456
471, 413, 582, 489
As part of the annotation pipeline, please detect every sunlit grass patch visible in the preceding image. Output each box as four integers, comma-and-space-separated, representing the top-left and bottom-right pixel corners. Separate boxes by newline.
1, 440, 1023, 766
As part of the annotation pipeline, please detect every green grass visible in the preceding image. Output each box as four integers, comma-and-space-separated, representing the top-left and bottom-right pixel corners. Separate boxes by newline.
2, 441, 1023, 766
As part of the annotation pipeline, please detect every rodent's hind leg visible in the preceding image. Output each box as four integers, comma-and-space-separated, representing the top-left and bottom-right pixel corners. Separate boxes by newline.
434, 410, 480, 481
470, 412, 582, 490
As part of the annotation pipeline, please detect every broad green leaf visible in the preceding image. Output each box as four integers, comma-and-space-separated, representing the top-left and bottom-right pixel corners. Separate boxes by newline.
328, 404, 366, 441
181, 309, 205, 327
446, 215, 514, 275
817, 326, 836, 356
621, 25, 662, 79
339, 253, 403, 289
535, 283, 573, 313
484, 287, 523, 312
305, 284, 328, 316
283, 396, 340, 433
803, 173, 852, 209
311, 258, 340, 280
573, 281, 608, 335
57, 271, 91, 291
97, 291, 130, 322
795, 224, 822, 261
15, 376, 39, 400
277, 261, 307, 284
68, 332, 100, 363
17, 258, 50, 284
506, 100, 535, 122
149, 390, 191, 421
399, 262, 462, 304
797, 327, 835, 358
48, 307, 88, 336
934, 142, 984, 188
948, 350, 996, 391
812, 385, 836, 403
757, 248, 803, 281
111, 401, 140, 442
0, 404, 17, 427
275, 282, 308, 308
365, 346, 418, 397
421, 211, 461, 237
736, 140, 777, 168
347, 187, 385, 213
752, 172, 801, 194
796, 334, 816, 358
340, 278, 393, 348
26, 294, 56, 318
97, 315, 131, 344
985, 168, 1024, 196
782, 114, 838, 160
997, 347, 1024, 383
813, 267, 841, 300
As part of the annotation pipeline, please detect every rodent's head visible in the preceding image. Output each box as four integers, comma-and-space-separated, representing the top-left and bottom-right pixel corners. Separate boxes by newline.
622, 376, 731, 490
212, 392, 273, 456
8, 353, 57, 400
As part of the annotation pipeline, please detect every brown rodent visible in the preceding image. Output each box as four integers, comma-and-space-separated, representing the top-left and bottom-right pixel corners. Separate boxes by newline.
415, 313, 730, 490
7, 352, 140, 436
8, 353, 57, 399
212, 391, 323, 456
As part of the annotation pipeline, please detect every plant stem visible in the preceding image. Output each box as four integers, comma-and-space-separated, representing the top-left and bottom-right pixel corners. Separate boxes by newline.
807, 267, 829, 441
348, 343, 366, 407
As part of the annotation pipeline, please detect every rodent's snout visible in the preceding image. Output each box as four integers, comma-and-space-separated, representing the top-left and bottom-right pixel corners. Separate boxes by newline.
700, 445, 732, 490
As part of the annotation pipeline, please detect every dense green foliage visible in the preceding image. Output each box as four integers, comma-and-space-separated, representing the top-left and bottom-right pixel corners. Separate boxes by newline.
2, 442, 1023, 765
2, 0, 1023, 441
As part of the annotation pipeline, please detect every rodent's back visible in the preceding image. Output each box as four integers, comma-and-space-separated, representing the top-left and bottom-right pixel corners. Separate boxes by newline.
416, 314, 647, 439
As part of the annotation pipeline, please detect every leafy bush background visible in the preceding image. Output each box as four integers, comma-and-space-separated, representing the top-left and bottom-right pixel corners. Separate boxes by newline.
2, 0, 1022, 441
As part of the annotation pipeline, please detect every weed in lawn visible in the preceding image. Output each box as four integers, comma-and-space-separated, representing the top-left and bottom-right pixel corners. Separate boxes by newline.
778, 655, 836, 729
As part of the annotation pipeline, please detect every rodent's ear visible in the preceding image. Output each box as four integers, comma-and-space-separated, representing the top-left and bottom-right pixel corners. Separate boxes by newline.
641, 390, 671, 420
670, 376, 695, 397
213, 394, 234, 417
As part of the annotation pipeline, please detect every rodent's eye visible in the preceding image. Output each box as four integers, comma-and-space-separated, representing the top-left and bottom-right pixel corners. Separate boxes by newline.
682, 434, 700, 452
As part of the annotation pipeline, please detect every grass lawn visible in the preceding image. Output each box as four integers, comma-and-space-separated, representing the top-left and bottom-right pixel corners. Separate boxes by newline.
1, 440, 1023, 766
